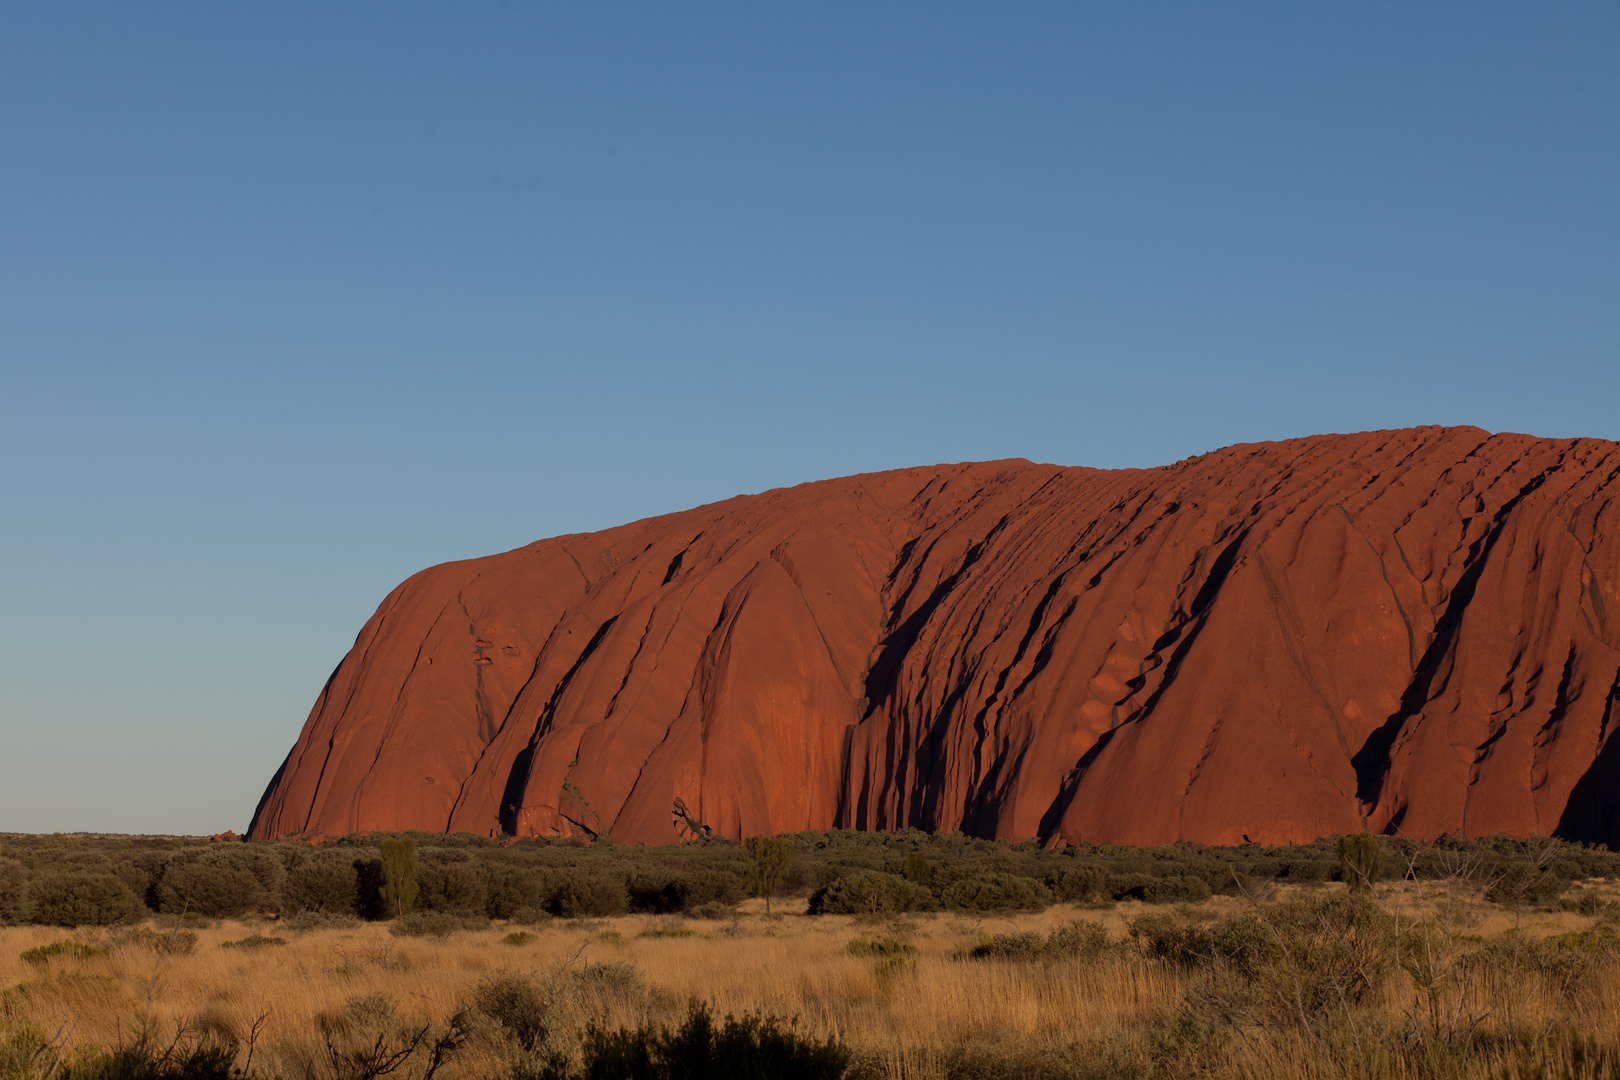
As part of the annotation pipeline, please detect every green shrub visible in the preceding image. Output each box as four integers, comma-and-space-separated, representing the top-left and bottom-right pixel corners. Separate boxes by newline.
280, 852, 359, 915
1128, 911, 1207, 964
845, 936, 917, 959
576, 1000, 849, 1080
353, 858, 389, 920
379, 837, 420, 918
1048, 866, 1107, 903
806, 872, 934, 915
1486, 863, 1569, 907
1336, 834, 1387, 893
389, 911, 485, 938
117, 927, 199, 955
626, 871, 691, 915
942, 873, 1051, 913
1550, 858, 1584, 881
504, 930, 535, 946
743, 836, 795, 916
548, 872, 629, 919
639, 927, 695, 939
153, 847, 285, 918
419, 858, 488, 916
970, 921, 1111, 962
1141, 875, 1212, 904
1103, 873, 1158, 901
475, 973, 554, 1052
486, 865, 551, 921
54, 1036, 237, 1080
0, 857, 30, 924
1044, 920, 1113, 959
575, 960, 644, 1002
968, 931, 1046, 961
220, 934, 287, 950
21, 941, 110, 966
28, 872, 145, 927
282, 909, 360, 931
1276, 859, 1333, 883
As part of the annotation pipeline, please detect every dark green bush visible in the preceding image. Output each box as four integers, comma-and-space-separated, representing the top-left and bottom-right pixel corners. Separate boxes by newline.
389, 911, 487, 938
1336, 834, 1387, 893
1103, 873, 1158, 901
548, 872, 629, 919
942, 873, 1051, 913
280, 852, 359, 915
1044, 920, 1113, 959
574, 961, 644, 1003
28, 872, 145, 927
1549, 857, 1584, 881
0, 857, 29, 924
282, 909, 360, 931
485, 865, 551, 921
153, 847, 285, 918
1486, 864, 1569, 907
806, 871, 934, 915
968, 931, 1047, 960
1276, 859, 1332, 883
846, 936, 918, 959
626, 871, 691, 915
574, 1000, 849, 1080
683, 868, 745, 908
353, 858, 389, 920
220, 935, 287, 950
1048, 866, 1107, 903
476, 973, 553, 1052
1141, 875, 1212, 904
419, 858, 488, 916
117, 927, 199, 955
21, 940, 110, 965
379, 837, 420, 918
57, 1038, 238, 1080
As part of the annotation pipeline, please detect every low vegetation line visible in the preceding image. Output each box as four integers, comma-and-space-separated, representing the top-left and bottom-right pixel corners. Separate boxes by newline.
1, 830, 1617, 1078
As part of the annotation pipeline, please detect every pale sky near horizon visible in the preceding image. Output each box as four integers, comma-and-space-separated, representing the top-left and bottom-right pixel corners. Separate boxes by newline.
1, 3, 1616, 834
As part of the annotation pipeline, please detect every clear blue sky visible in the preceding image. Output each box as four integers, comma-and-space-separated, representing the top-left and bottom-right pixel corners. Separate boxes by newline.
2, 3, 1615, 834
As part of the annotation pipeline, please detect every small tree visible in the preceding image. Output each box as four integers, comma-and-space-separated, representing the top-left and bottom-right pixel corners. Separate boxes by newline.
380, 838, 419, 919
742, 836, 794, 916
1337, 833, 1386, 894
904, 852, 932, 888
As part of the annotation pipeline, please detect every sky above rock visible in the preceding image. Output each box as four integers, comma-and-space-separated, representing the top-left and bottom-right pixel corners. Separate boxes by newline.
1, 2, 1616, 834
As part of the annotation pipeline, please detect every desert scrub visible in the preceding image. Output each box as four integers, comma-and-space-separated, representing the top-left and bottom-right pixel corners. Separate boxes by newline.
220, 934, 287, 950
20, 940, 109, 966
942, 872, 1054, 913
114, 926, 200, 954
389, 910, 489, 938
26, 872, 144, 927
966, 920, 1113, 962
806, 872, 934, 915
846, 936, 917, 959
572, 1000, 849, 1080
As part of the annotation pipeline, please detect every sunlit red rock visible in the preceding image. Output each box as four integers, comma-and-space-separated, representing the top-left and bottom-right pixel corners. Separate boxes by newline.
250, 428, 1620, 847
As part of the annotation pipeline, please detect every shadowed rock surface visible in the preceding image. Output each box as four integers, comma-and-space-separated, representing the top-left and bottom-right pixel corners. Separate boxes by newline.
250, 427, 1620, 847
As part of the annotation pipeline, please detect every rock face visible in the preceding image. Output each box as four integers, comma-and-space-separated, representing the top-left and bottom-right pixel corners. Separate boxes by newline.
250, 428, 1620, 847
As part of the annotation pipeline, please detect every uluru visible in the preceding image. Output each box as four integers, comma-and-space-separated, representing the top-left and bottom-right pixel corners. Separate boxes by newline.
249, 427, 1620, 848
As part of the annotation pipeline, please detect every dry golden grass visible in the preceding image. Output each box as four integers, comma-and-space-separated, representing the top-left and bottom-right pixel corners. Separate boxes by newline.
2, 882, 1618, 1079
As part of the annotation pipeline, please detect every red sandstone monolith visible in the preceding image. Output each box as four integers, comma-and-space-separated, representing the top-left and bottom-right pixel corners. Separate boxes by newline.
250, 428, 1620, 847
